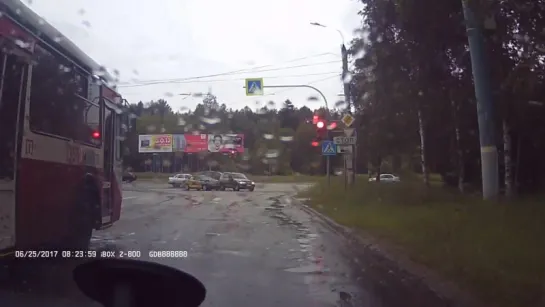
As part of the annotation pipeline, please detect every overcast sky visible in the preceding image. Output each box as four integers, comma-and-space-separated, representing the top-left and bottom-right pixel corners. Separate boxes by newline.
26, 0, 363, 112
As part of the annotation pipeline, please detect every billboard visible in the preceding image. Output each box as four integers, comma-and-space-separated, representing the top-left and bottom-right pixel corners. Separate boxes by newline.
207, 134, 244, 153
179, 134, 208, 153
172, 134, 186, 152
138, 134, 173, 153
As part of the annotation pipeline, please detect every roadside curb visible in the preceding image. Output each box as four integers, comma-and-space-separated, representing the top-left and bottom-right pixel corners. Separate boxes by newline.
291, 197, 485, 307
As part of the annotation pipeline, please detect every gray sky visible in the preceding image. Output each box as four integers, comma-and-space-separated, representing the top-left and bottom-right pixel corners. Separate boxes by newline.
26, 0, 363, 112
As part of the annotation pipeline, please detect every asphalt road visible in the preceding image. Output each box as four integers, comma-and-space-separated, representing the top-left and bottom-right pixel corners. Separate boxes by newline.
0, 182, 451, 307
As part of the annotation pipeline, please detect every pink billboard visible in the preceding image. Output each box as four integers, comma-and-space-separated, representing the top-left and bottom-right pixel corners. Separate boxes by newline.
184, 134, 208, 153
207, 134, 244, 153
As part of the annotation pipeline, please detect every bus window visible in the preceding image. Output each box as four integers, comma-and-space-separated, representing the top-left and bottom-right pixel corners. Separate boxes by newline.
29, 44, 100, 146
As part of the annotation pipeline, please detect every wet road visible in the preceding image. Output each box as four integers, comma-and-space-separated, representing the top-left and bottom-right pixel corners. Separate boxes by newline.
0, 182, 450, 307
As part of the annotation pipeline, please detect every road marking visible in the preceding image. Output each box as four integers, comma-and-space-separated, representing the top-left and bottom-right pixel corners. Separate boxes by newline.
122, 196, 138, 200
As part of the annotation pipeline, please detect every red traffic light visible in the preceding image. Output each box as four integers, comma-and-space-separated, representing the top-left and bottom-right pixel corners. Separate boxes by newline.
312, 115, 319, 124
92, 131, 100, 139
328, 122, 337, 130
311, 141, 319, 147
316, 120, 325, 129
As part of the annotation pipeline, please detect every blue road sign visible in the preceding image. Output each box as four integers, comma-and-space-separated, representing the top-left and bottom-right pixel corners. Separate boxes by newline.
321, 140, 337, 156
245, 78, 263, 96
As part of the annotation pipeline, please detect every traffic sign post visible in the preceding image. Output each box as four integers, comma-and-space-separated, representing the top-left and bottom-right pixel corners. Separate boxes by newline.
245, 78, 264, 96
321, 141, 337, 156
321, 140, 336, 187
341, 114, 354, 127
333, 136, 356, 145
340, 114, 356, 187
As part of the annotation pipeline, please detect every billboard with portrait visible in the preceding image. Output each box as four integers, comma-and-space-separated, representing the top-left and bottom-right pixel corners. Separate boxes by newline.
207, 134, 244, 153
138, 134, 173, 153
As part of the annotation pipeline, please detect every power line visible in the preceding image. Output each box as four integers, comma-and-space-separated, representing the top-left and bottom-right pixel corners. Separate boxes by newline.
118, 60, 340, 88
118, 52, 339, 86
120, 71, 340, 92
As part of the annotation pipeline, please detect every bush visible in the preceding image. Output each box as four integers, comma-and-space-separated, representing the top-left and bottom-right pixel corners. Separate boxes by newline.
301, 178, 545, 307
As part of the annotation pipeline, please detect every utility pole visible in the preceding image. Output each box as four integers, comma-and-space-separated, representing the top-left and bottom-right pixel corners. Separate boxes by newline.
341, 44, 356, 185
461, 0, 499, 200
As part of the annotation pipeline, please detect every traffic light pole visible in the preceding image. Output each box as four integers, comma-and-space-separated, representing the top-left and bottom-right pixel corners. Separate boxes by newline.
243, 84, 331, 185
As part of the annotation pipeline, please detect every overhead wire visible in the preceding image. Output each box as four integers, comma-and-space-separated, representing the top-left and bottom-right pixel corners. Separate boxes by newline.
118, 60, 341, 88
120, 71, 340, 93
117, 51, 339, 86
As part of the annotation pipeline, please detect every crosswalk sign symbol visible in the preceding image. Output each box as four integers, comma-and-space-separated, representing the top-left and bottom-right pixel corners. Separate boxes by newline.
245, 78, 264, 96
321, 140, 337, 156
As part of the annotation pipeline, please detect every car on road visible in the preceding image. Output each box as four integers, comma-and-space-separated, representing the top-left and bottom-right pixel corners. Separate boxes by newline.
219, 172, 255, 191
368, 173, 400, 183
122, 171, 137, 183
197, 171, 223, 180
168, 173, 191, 188
185, 175, 220, 191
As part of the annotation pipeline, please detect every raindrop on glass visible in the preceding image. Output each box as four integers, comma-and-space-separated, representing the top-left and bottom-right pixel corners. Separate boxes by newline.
279, 136, 293, 142
200, 117, 221, 125
354, 49, 365, 60
265, 149, 280, 158
343, 73, 353, 84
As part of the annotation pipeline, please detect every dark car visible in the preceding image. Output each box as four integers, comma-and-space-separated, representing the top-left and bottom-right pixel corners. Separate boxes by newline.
122, 171, 137, 183
219, 172, 255, 191
185, 175, 220, 191
197, 171, 223, 180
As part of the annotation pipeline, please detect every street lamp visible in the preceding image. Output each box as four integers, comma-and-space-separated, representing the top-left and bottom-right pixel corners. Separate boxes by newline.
310, 21, 350, 111
178, 93, 192, 100
309, 22, 345, 46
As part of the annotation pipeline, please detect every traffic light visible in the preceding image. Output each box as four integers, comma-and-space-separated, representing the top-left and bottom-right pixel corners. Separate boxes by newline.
315, 118, 327, 140
310, 116, 328, 147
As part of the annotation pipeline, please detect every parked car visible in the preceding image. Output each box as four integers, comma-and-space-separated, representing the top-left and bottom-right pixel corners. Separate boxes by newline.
122, 171, 137, 183
219, 172, 255, 191
185, 175, 220, 191
368, 173, 400, 183
197, 171, 223, 180
168, 173, 191, 187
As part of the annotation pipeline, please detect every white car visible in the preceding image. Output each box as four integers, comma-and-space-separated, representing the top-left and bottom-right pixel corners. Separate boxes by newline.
368, 174, 400, 183
168, 174, 191, 187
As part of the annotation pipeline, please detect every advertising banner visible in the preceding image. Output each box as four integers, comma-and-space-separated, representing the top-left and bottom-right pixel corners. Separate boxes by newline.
138, 134, 173, 153
184, 134, 208, 153
207, 134, 244, 153
172, 134, 186, 152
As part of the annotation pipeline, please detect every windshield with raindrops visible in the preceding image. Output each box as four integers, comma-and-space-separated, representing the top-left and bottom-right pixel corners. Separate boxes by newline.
0, 0, 544, 307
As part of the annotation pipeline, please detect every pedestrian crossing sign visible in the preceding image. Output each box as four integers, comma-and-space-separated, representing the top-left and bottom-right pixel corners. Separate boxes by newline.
245, 78, 264, 96
321, 140, 337, 156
